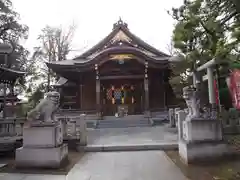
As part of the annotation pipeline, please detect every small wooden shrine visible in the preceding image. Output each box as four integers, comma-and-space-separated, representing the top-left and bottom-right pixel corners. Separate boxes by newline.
0, 44, 25, 118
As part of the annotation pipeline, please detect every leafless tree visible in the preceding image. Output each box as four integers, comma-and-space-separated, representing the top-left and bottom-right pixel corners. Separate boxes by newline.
31, 24, 76, 92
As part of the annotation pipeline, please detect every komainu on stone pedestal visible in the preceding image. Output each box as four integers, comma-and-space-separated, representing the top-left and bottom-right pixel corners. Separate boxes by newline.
16, 91, 68, 168
27, 91, 60, 122
183, 86, 201, 120
178, 86, 234, 164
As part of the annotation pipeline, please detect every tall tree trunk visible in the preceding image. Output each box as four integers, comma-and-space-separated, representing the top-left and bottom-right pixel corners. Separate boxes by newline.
47, 52, 51, 92
47, 70, 50, 92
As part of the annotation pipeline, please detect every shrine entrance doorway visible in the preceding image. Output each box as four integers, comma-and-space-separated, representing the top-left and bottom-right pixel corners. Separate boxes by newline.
101, 79, 144, 116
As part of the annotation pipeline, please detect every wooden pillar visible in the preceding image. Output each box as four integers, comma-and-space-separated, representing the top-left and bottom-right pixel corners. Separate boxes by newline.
95, 64, 101, 118
144, 78, 149, 110
79, 84, 83, 110
144, 61, 150, 116
162, 71, 166, 110
96, 80, 100, 113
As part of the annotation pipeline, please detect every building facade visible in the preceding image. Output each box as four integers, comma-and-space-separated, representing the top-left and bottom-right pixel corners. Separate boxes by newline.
47, 19, 177, 117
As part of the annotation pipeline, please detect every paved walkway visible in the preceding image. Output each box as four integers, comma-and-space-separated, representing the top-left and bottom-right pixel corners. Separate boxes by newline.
87, 126, 178, 146
0, 151, 187, 180
67, 151, 188, 180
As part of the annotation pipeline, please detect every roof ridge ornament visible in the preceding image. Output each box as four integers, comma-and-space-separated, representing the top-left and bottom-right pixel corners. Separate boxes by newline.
113, 17, 128, 30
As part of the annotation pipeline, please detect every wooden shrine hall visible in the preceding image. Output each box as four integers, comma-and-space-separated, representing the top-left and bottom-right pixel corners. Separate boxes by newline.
47, 19, 176, 118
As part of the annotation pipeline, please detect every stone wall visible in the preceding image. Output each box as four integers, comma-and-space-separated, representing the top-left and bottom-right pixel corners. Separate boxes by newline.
169, 107, 240, 135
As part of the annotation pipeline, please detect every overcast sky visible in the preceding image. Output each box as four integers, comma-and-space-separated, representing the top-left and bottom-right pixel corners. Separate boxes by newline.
12, 0, 182, 58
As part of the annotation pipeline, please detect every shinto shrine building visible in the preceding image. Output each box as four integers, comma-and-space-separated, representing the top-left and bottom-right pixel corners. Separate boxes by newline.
47, 19, 176, 117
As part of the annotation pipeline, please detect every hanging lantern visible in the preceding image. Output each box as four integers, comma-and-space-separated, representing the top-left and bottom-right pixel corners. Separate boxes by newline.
111, 85, 115, 104
121, 85, 124, 104
131, 85, 135, 104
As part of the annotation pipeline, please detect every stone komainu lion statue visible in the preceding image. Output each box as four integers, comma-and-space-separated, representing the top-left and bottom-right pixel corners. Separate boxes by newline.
183, 86, 201, 120
27, 91, 60, 122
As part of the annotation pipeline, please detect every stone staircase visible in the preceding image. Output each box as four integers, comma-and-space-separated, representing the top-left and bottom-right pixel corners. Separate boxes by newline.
150, 111, 169, 125
96, 115, 152, 129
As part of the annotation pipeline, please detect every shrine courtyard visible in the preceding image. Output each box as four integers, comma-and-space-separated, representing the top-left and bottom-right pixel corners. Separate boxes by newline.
1, 127, 240, 180
0, 19, 240, 179
0, 126, 188, 180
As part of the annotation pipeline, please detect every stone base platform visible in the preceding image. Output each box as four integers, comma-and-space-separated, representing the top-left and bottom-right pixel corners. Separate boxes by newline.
15, 144, 68, 168
179, 140, 236, 164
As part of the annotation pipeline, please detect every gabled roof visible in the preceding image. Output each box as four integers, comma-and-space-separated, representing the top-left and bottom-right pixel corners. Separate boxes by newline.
73, 18, 170, 60
47, 19, 171, 73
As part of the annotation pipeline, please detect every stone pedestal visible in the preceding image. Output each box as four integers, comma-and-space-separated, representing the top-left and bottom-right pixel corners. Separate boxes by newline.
76, 114, 87, 146
169, 109, 175, 127
179, 119, 231, 164
174, 108, 180, 127
177, 110, 186, 140
182, 119, 222, 142
16, 121, 68, 168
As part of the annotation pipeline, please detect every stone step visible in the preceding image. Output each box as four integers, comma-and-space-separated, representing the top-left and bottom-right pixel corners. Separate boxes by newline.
97, 124, 151, 129
86, 121, 97, 128
96, 119, 151, 128
98, 119, 149, 124
97, 122, 150, 127
85, 114, 99, 120
103, 115, 146, 121
80, 143, 178, 152
0, 143, 15, 152
151, 112, 169, 119
150, 117, 169, 125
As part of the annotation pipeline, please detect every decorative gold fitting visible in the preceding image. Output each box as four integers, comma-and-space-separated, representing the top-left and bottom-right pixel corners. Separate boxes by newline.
94, 64, 98, 70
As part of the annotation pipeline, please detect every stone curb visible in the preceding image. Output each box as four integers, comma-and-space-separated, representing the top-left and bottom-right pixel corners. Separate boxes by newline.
163, 152, 190, 180
78, 143, 178, 152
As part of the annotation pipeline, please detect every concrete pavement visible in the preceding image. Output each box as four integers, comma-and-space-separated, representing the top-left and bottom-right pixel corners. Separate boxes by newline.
0, 151, 188, 180
67, 151, 188, 180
